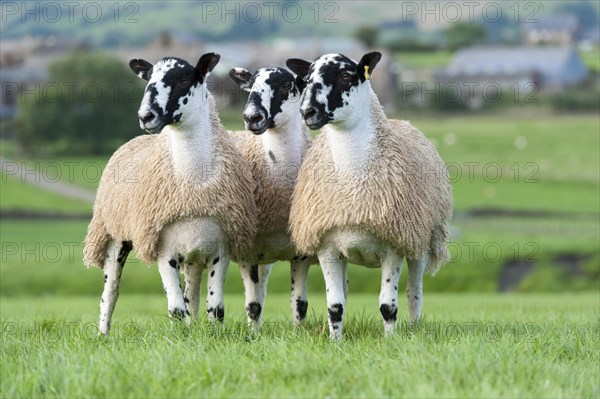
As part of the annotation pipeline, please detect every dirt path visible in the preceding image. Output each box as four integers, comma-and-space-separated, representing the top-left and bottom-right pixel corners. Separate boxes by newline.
1, 157, 96, 203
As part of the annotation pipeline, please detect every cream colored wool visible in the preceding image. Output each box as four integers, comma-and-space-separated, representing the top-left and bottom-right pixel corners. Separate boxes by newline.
289, 93, 452, 274
84, 96, 257, 267
230, 127, 311, 235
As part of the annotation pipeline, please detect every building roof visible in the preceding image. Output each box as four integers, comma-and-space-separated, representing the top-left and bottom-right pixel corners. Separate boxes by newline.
446, 46, 581, 77
522, 15, 579, 33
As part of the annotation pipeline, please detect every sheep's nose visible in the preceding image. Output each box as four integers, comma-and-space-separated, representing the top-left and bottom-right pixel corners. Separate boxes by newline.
139, 112, 155, 124
243, 112, 264, 124
301, 106, 317, 119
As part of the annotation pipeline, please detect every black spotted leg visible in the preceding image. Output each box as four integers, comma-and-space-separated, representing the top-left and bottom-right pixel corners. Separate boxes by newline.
240, 262, 273, 330
406, 255, 427, 323
379, 251, 403, 337
99, 240, 132, 336
290, 257, 310, 325
157, 252, 188, 320
317, 247, 346, 341
206, 254, 229, 322
182, 262, 202, 320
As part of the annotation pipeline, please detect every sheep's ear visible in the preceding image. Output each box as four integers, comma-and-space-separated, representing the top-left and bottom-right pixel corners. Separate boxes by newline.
357, 52, 382, 82
195, 52, 220, 81
129, 59, 153, 81
294, 74, 307, 93
286, 58, 312, 81
229, 68, 253, 92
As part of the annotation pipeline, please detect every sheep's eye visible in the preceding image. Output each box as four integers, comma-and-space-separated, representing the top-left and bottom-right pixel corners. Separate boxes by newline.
281, 81, 293, 90
178, 77, 191, 85
341, 72, 352, 81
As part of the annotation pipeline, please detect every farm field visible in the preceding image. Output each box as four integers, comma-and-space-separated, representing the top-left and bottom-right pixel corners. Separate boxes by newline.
1, 112, 598, 398
1, 113, 598, 296
3, 114, 599, 213
2, 2, 599, 397
1, 293, 598, 398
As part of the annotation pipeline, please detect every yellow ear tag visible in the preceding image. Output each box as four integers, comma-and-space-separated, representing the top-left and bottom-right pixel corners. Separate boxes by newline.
364, 65, 371, 80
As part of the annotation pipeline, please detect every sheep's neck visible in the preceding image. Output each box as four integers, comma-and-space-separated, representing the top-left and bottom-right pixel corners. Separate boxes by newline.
165, 108, 215, 183
261, 114, 306, 171
324, 105, 376, 173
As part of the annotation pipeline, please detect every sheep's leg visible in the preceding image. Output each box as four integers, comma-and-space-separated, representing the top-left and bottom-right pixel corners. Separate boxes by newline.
157, 253, 188, 320
240, 262, 273, 330
406, 255, 427, 323
290, 258, 310, 325
182, 263, 202, 320
99, 240, 132, 336
317, 246, 346, 341
206, 254, 229, 322
379, 251, 403, 337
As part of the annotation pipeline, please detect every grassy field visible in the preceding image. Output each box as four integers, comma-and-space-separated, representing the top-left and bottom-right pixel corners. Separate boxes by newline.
1, 113, 598, 297
1, 293, 598, 398
396, 48, 600, 70
1, 109, 598, 397
3, 114, 598, 213
0, 174, 92, 213
396, 50, 453, 69
1, 212, 598, 298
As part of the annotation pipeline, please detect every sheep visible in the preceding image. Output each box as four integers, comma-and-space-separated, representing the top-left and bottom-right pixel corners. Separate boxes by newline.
83, 53, 258, 336
286, 52, 453, 340
227, 66, 316, 328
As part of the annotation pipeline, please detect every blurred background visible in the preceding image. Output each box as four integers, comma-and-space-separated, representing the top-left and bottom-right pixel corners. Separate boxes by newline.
1, 0, 598, 298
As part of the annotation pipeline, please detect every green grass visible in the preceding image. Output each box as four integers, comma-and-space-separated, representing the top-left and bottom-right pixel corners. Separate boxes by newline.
17, 157, 108, 190
580, 47, 600, 71
2, 214, 598, 298
395, 48, 600, 71
1, 115, 597, 296
3, 114, 598, 213
396, 50, 453, 69
1, 293, 598, 398
0, 174, 92, 213
411, 114, 600, 212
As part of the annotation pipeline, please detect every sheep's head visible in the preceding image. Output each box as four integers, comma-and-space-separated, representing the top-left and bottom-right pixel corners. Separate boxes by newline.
229, 67, 305, 135
129, 53, 220, 133
287, 52, 381, 130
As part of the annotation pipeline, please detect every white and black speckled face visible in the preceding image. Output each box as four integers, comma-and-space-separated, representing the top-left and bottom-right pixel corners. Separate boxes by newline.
287, 52, 381, 130
129, 53, 220, 133
229, 67, 306, 135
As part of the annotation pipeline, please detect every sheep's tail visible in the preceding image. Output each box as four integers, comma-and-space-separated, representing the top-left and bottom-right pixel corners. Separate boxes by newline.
426, 224, 450, 276
83, 215, 111, 269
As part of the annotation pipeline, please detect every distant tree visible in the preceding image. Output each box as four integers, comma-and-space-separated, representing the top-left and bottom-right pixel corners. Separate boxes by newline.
354, 26, 379, 48
158, 30, 172, 48
15, 51, 143, 155
445, 22, 487, 52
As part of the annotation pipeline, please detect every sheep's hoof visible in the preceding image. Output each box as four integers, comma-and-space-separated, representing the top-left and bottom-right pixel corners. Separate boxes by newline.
207, 306, 225, 322
169, 308, 188, 320
329, 324, 343, 342
383, 322, 396, 337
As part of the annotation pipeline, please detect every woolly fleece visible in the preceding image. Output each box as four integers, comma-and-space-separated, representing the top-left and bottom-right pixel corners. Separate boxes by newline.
84, 95, 257, 267
289, 93, 452, 273
229, 127, 311, 235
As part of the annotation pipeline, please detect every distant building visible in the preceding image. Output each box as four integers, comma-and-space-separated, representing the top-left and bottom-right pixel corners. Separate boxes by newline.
522, 15, 580, 46
429, 46, 589, 109
437, 46, 588, 90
